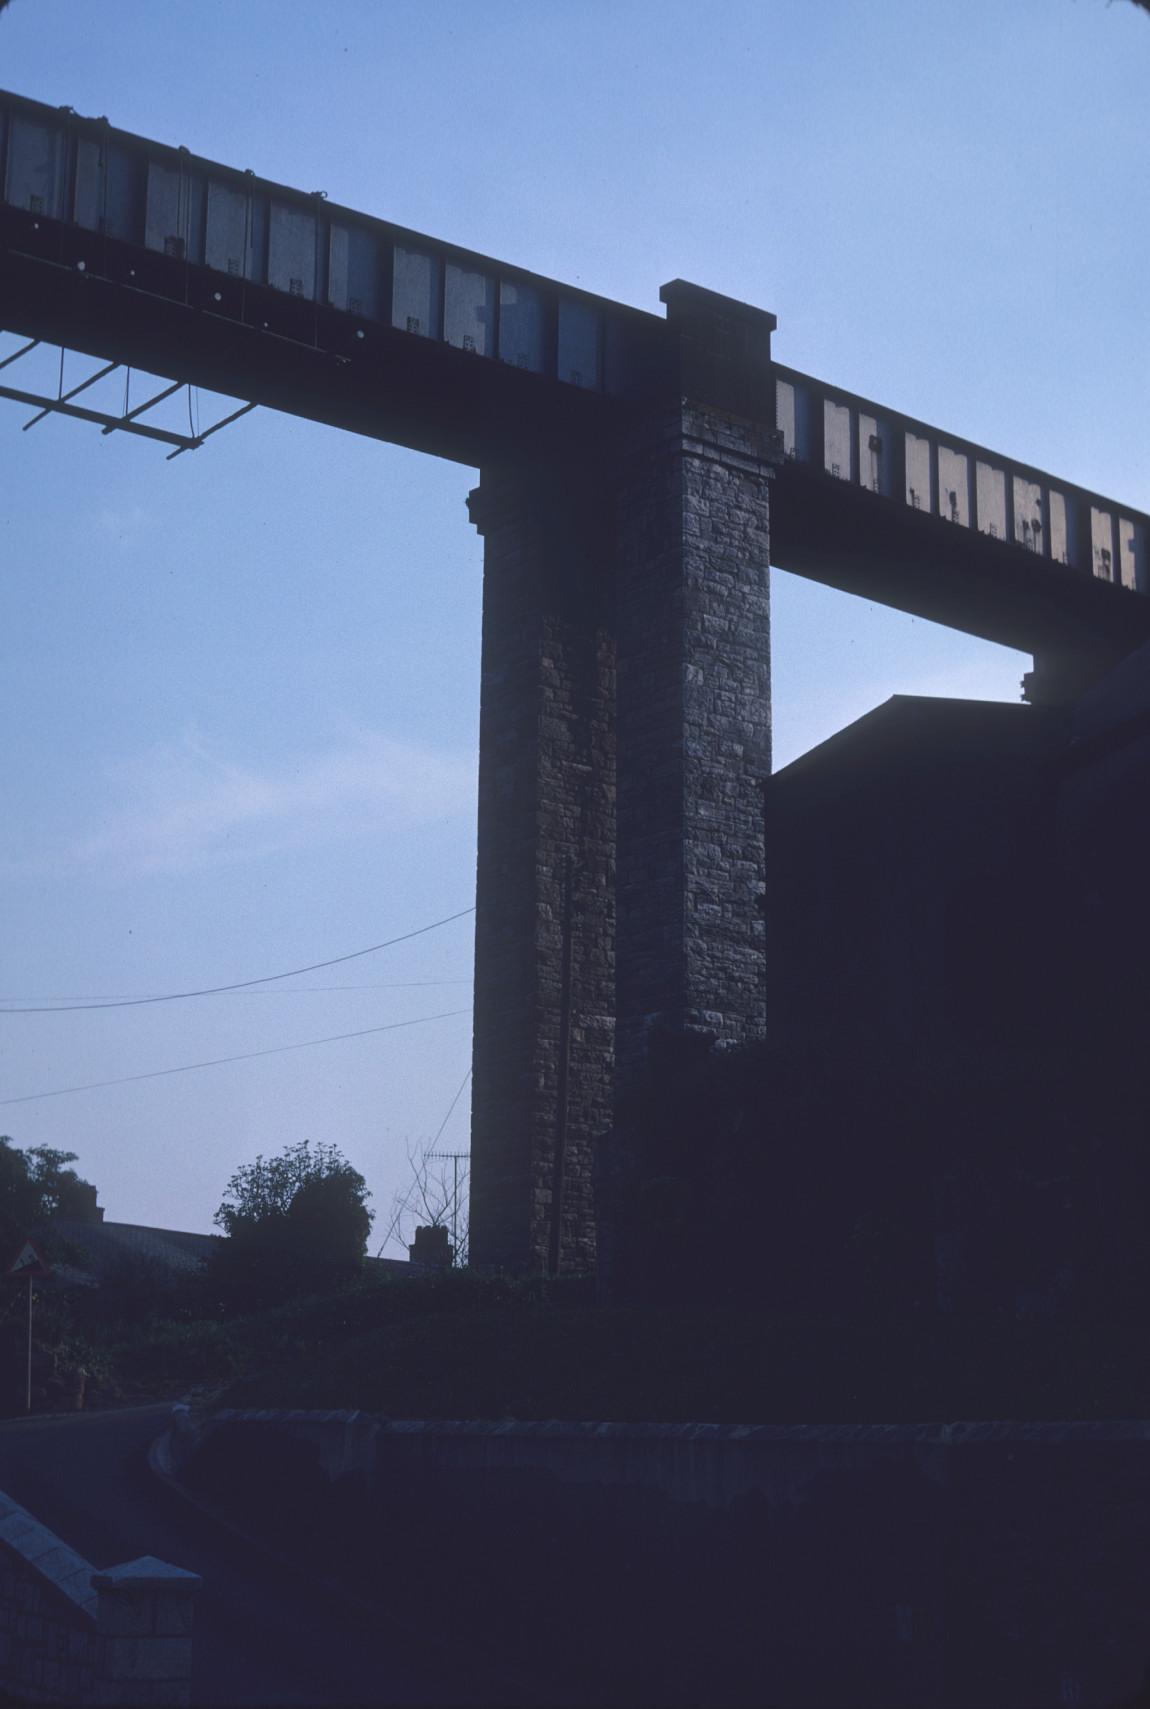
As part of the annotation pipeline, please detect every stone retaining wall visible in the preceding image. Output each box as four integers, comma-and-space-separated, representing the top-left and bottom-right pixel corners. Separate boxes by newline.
0, 1487, 200, 1706
171, 1409, 1150, 1708
0, 1489, 98, 1704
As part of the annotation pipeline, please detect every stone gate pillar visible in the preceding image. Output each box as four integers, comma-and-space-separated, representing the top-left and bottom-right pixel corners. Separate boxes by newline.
468, 283, 776, 1274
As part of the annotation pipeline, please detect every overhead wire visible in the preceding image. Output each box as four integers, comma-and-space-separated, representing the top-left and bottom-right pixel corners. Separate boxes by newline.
430, 1066, 472, 1151
0, 1007, 471, 1107
374, 1064, 472, 1258
0, 907, 476, 1014
0, 979, 471, 1005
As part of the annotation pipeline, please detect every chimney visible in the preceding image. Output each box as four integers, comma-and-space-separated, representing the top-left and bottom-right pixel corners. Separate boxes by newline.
409, 1225, 453, 1269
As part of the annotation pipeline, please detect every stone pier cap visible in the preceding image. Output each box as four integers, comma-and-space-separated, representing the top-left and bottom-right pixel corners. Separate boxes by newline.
91, 1558, 203, 1596
660, 278, 778, 419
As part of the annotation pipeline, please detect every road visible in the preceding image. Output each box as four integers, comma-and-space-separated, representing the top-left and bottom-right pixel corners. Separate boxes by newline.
0, 1404, 522, 1707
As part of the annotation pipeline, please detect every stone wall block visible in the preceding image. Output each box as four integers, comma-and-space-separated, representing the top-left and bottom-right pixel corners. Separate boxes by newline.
116, 1685, 190, 1708
153, 1596, 196, 1638
0, 1489, 105, 1705
94, 1556, 201, 1709
100, 1635, 193, 1681
97, 1592, 154, 1638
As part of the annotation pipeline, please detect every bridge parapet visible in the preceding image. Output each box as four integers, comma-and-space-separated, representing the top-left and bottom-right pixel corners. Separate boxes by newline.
0, 86, 666, 463
774, 362, 1147, 592
2, 81, 1145, 640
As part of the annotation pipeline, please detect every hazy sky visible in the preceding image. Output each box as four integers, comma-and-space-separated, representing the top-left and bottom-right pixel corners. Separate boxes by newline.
1, 0, 1146, 1244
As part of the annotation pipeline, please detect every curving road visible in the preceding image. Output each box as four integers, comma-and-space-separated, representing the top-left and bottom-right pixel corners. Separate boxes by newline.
0, 1404, 530, 1707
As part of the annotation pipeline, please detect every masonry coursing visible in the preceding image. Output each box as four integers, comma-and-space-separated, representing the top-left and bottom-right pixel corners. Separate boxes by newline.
469, 399, 773, 1273
0, 1488, 200, 1707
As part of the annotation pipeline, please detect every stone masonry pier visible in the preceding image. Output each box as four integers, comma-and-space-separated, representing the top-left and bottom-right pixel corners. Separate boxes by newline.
469, 286, 777, 1273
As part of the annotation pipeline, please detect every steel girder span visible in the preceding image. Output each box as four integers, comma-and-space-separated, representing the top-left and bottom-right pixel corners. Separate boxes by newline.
0, 86, 1147, 674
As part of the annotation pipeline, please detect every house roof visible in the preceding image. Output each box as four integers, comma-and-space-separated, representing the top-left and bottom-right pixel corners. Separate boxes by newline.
47, 1219, 218, 1285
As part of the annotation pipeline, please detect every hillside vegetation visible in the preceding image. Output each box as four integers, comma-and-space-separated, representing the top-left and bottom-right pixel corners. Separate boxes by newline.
210, 1277, 1150, 1423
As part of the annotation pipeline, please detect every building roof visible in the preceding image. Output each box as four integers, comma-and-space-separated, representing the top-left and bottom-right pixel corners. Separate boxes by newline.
769, 695, 1067, 786
43, 1219, 426, 1288
47, 1218, 218, 1286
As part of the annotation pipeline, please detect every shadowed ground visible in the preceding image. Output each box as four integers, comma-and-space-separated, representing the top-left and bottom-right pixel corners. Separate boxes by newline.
0, 1403, 539, 1707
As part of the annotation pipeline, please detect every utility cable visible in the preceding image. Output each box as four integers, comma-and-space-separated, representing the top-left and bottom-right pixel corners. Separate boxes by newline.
430, 1066, 472, 1151
0, 979, 471, 1005
375, 1182, 418, 1262
374, 1065, 472, 1258
0, 1007, 471, 1107
0, 908, 476, 1014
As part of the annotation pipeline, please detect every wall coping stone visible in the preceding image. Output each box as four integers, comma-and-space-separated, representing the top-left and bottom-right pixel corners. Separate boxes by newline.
91, 1558, 202, 1596
212, 1407, 364, 1425
203, 1408, 1150, 1444
0, 1490, 97, 1620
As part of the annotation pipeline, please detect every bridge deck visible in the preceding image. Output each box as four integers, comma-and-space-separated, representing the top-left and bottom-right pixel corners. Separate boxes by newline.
2, 87, 1146, 666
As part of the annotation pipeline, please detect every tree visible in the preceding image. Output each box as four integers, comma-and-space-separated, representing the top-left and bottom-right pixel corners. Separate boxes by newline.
209, 1140, 372, 1310
378, 1141, 469, 1267
0, 1135, 97, 1262
0, 1138, 103, 1412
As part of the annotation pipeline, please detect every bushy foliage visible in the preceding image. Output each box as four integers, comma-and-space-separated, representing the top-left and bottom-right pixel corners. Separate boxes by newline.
0, 1134, 98, 1263
109, 1316, 243, 1387
67, 1249, 209, 1336
0, 1270, 111, 1415
99, 1267, 584, 1402
207, 1140, 372, 1312
237, 1264, 585, 1354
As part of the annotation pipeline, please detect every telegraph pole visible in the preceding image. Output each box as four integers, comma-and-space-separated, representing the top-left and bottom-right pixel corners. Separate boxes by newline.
5, 1238, 50, 1412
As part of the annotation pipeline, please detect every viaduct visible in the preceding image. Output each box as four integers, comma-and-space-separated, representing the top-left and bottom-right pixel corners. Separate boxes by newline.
2, 90, 1147, 1274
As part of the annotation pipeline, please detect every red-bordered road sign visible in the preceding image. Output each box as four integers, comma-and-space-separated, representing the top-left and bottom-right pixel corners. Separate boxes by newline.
5, 1239, 51, 1280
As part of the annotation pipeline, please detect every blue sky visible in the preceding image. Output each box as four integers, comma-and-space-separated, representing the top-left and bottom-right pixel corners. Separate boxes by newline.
1, 0, 1146, 1243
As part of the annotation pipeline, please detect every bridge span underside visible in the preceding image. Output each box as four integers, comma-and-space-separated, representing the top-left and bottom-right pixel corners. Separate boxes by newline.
3, 90, 1148, 1272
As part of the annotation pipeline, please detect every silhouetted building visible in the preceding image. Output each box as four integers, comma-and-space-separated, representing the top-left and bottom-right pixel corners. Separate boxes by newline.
765, 695, 1071, 1053
759, 641, 1150, 1322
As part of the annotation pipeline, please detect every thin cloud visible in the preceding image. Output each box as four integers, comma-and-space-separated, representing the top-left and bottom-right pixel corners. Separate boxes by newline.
69, 727, 474, 874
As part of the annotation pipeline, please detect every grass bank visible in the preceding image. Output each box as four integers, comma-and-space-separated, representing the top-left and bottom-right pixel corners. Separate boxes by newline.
213, 1296, 1150, 1422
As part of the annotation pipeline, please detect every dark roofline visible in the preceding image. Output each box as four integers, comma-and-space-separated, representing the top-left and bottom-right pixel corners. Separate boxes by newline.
52, 1217, 217, 1244
768, 695, 1066, 785
98, 1221, 216, 1243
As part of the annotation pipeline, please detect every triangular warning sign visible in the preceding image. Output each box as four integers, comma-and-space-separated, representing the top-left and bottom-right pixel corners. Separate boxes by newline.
6, 1239, 50, 1280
